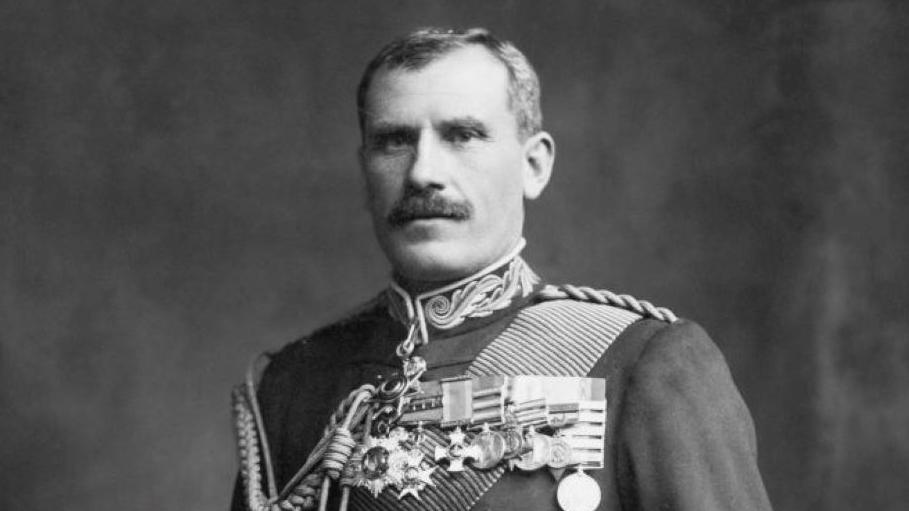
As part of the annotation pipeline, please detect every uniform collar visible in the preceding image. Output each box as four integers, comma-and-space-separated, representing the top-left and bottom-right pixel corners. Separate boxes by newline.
385, 239, 541, 343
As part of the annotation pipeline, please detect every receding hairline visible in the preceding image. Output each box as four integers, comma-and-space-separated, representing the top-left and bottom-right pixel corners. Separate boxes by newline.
356, 28, 543, 141
361, 45, 514, 119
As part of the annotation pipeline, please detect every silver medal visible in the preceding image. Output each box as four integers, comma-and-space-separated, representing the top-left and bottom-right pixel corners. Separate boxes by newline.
514, 429, 551, 471
471, 423, 507, 470
547, 436, 573, 480
548, 436, 574, 469
556, 469, 601, 511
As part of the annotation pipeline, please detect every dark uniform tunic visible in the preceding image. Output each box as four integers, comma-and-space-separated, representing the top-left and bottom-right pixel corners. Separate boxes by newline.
230, 255, 772, 511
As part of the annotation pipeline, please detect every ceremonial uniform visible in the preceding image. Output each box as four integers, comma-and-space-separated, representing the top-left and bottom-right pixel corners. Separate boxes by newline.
230, 246, 772, 511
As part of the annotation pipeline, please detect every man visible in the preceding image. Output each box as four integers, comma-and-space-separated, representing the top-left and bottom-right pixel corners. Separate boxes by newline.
231, 28, 772, 511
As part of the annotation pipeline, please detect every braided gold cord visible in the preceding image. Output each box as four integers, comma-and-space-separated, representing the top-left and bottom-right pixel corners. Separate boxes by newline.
235, 373, 376, 511
268, 384, 376, 511
232, 385, 275, 511
339, 445, 365, 488
320, 428, 357, 479
538, 284, 678, 323
323, 384, 377, 436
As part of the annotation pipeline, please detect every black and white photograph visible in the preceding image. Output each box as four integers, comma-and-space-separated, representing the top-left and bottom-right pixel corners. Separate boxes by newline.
2, 2, 907, 510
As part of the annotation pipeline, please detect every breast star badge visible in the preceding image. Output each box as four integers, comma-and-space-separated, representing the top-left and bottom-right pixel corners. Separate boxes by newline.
353, 429, 409, 497
395, 449, 435, 500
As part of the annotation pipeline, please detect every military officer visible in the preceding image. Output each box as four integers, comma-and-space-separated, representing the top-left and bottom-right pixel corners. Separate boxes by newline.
230, 27, 772, 511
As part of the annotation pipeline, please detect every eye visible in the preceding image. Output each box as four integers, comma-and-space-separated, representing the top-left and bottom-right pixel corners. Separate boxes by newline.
370, 130, 415, 152
444, 126, 487, 145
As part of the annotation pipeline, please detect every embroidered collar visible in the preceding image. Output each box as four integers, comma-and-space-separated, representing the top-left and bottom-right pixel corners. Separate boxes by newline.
386, 240, 541, 343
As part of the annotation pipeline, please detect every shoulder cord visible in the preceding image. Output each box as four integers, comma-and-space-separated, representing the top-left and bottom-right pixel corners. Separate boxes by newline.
536, 283, 678, 323
233, 353, 377, 511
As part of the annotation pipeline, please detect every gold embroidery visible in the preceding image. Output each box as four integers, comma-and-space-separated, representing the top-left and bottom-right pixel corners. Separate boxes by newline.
423, 258, 538, 330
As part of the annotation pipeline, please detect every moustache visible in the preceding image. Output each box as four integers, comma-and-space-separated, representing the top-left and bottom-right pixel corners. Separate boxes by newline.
387, 189, 472, 227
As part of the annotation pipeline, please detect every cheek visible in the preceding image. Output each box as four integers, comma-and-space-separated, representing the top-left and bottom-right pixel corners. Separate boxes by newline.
365, 167, 403, 210
479, 155, 525, 211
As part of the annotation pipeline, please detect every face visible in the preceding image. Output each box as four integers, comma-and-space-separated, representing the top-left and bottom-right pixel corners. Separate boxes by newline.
360, 46, 551, 284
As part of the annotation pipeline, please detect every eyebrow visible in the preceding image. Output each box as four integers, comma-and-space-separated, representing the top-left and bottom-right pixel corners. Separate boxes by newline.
439, 116, 489, 132
367, 121, 414, 133
367, 116, 490, 132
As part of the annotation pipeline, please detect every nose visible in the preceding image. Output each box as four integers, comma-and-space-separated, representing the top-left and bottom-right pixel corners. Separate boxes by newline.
407, 131, 446, 189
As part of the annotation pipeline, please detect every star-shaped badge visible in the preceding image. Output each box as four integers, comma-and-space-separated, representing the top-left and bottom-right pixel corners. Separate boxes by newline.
353, 434, 407, 497
394, 449, 435, 500
434, 426, 482, 472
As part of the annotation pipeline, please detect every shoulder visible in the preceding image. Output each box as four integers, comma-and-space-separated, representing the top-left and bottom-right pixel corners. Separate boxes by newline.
611, 317, 756, 451
620, 319, 735, 402
522, 284, 679, 340
601, 321, 771, 508
529, 284, 737, 405
534, 284, 678, 321
523, 283, 681, 347
255, 292, 395, 381
478, 283, 679, 377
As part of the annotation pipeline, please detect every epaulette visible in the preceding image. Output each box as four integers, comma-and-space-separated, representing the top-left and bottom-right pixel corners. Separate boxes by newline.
536, 283, 678, 323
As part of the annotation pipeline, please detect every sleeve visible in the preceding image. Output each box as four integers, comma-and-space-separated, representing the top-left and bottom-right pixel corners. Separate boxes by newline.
228, 351, 288, 511
614, 320, 772, 511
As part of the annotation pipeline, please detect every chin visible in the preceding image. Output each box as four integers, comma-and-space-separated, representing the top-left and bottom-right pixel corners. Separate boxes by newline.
385, 237, 483, 283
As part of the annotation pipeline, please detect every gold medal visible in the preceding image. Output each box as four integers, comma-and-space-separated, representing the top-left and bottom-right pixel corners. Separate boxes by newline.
556, 469, 601, 511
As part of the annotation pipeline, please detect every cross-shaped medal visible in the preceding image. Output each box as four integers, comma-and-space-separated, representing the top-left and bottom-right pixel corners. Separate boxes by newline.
434, 427, 481, 472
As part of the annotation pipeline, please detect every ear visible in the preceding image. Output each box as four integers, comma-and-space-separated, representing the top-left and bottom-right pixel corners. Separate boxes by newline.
521, 131, 555, 200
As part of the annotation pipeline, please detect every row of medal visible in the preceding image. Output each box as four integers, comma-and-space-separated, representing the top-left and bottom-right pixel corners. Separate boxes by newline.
349, 422, 578, 498
341, 374, 606, 511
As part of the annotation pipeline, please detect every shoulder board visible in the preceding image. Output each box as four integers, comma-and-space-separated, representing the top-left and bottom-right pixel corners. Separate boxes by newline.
537, 284, 678, 323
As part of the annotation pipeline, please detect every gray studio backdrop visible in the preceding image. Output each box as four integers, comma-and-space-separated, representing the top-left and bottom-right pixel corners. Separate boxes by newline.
2, 1, 907, 510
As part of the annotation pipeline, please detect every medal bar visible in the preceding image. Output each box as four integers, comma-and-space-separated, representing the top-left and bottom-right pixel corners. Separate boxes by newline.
339, 326, 608, 506
394, 374, 606, 469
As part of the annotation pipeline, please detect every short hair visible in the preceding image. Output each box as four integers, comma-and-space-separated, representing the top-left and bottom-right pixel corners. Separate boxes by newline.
356, 27, 543, 140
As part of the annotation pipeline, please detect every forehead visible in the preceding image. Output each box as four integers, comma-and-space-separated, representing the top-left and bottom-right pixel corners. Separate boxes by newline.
363, 46, 512, 127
